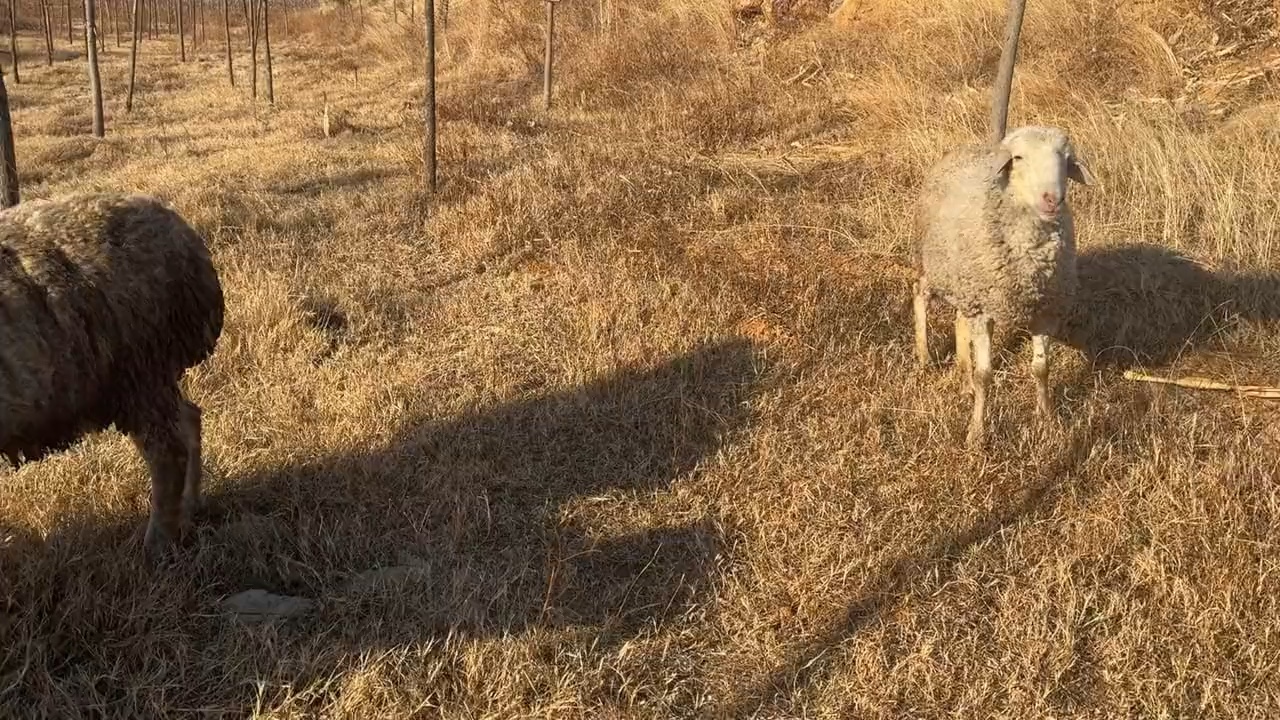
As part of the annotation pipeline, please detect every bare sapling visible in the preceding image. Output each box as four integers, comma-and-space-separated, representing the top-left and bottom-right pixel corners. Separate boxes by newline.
85, 0, 104, 137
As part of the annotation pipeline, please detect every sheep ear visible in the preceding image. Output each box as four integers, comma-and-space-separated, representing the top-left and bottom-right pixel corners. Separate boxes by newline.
1067, 156, 1096, 186
990, 147, 1014, 180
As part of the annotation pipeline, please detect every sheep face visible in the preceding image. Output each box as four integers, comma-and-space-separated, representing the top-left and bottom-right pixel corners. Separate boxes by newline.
996, 125, 1095, 222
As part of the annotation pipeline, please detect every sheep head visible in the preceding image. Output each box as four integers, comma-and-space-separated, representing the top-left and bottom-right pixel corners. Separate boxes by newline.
993, 125, 1096, 223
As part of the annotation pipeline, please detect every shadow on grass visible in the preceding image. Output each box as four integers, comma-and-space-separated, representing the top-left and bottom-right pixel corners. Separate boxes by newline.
717, 243, 1280, 717
715, 375, 1151, 718
1059, 242, 1280, 369
0, 338, 764, 715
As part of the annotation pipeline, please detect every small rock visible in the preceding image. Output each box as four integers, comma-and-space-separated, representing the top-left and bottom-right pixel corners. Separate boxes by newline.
221, 589, 315, 625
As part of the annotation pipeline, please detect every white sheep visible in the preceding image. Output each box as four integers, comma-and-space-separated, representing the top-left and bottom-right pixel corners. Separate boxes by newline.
912, 126, 1096, 447
909, 0, 1098, 448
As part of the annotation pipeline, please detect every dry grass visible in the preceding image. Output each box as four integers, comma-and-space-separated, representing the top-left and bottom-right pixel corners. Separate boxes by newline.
2, 0, 1280, 717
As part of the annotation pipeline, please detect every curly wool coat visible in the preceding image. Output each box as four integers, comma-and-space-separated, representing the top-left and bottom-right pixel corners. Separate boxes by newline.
0, 193, 224, 466
914, 133, 1080, 335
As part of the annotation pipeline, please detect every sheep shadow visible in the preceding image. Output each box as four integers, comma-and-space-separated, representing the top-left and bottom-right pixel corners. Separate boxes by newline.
1056, 242, 1280, 369
0, 338, 764, 714
202, 337, 762, 638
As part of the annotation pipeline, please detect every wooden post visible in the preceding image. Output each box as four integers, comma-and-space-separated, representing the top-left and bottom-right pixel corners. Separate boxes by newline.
422, 0, 435, 192
543, 0, 556, 110
0, 66, 19, 208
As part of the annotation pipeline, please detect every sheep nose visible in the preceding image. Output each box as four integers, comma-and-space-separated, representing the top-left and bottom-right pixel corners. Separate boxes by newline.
1039, 192, 1059, 214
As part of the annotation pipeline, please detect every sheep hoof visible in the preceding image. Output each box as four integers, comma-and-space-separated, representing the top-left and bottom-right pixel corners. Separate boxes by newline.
965, 421, 986, 450
182, 494, 205, 523
142, 522, 177, 564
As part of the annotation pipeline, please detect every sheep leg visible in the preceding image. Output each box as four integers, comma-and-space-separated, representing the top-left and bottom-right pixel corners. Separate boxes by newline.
965, 316, 994, 449
179, 397, 205, 528
1031, 333, 1052, 419
131, 416, 188, 562
954, 310, 972, 391
913, 277, 930, 367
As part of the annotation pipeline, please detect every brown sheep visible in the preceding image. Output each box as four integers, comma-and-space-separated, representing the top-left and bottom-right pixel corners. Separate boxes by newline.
1, 192, 224, 560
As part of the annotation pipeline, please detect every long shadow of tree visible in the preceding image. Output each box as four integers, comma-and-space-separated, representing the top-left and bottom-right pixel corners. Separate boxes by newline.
0, 338, 765, 715
715, 243, 1280, 718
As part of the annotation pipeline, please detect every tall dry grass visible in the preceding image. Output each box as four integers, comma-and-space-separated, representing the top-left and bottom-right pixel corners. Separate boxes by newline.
1, 0, 1279, 717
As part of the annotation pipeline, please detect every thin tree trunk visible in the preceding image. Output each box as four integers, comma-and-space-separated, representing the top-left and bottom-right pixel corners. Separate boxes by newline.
990, 0, 1028, 143
8, 0, 20, 85
126, 0, 139, 110
176, 0, 184, 60
66, 0, 73, 43
262, 0, 271, 103
41, 0, 54, 65
114, 0, 122, 45
543, 1, 556, 110
0, 66, 19, 208
221, 0, 231, 86
423, 0, 434, 191
85, 0, 104, 137
248, 0, 256, 99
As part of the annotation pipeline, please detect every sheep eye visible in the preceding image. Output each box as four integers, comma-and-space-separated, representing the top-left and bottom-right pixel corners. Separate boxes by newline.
1012, 155, 1023, 161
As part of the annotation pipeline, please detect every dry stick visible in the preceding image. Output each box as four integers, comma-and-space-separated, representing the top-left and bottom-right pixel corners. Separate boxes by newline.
221, 0, 231, 86
262, 0, 271, 104
85, 0, 104, 137
8, 0, 19, 85
542, 0, 555, 110
423, 0, 435, 192
1123, 370, 1280, 399
990, 0, 1028, 143
0, 66, 18, 208
125, 0, 139, 111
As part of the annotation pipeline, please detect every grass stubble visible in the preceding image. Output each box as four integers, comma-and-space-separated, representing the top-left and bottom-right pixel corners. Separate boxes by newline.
2, 0, 1280, 717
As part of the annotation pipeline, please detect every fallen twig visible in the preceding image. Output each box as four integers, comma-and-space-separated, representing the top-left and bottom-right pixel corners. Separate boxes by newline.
1123, 370, 1280, 399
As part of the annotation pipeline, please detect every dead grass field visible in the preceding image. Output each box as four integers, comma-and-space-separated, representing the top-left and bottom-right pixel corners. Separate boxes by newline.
2, 0, 1280, 717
